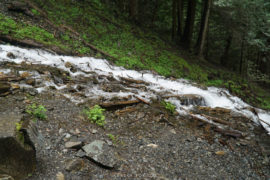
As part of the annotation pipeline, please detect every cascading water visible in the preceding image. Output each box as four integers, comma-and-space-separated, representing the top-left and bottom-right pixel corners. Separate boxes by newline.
0, 44, 269, 134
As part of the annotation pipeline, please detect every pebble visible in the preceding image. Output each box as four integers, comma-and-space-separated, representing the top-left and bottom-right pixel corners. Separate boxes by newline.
92, 129, 97, 134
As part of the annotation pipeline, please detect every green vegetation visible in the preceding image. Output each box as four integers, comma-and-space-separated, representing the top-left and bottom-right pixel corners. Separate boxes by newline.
161, 101, 176, 114
26, 103, 47, 120
15, 122, 23, 131
83, 105, 106, 127
107, 133, 119, 144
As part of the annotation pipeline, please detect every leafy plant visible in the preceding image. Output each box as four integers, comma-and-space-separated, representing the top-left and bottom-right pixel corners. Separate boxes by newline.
83, 105, 106, 127
16, 122, 22, 131
161, 101, 176, 114
26, 103, 47, 120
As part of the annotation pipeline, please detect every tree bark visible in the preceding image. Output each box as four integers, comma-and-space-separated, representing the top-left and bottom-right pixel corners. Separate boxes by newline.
196, 0, 212, 56
177, 0, 184, 39
129, 0, 137, 20
182, 0, 197, 50
239, 37, 245, 75
220, 34, 232, 66
172, 0, 177, 40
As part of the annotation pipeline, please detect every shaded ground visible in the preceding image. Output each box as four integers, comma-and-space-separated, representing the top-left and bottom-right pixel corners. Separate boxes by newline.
0, 62, 270, 180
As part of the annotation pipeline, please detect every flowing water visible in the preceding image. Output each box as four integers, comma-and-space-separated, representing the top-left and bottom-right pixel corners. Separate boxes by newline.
0, 44, 269, 134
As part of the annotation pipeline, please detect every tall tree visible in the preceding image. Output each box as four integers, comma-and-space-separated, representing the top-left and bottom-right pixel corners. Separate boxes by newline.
182, 0, 197, 49
129, 0, 137, 20
195, 0, 212, 56
177, 0, 184, 39
172, 0, 177, 39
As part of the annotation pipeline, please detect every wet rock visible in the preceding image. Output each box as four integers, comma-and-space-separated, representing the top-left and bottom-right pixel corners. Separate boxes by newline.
6, 52, 16, 59
82, 140, 117, 169
65, 62, 77, 73
0, 82, 10, 96
178, 94, 206, 106
65, 141, 82, 149
0, 174, 14, 180
65, 159, 84, 172
0, 114, 36, 180
26, 79, 36, 86
53, 76, 64, 85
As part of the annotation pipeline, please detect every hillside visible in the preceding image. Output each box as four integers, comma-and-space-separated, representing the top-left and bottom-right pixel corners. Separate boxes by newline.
0, 0, 269, 110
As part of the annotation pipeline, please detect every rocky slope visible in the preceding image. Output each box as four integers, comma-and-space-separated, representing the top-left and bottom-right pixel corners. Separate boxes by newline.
0, 48, 270, 179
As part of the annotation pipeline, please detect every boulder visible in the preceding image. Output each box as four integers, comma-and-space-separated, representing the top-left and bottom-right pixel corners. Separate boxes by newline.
0, 82, 10, 96
82, 140, 117, 169
0, 114, 36, 180
178, 94, 206, 106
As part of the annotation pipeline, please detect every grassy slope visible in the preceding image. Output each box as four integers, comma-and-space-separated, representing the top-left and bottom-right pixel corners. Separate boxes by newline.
0, 0, 269, 110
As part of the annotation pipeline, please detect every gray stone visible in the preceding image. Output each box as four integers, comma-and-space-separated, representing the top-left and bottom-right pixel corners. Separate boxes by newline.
65, 159, 84, 172
76, 150, 86, 158
178, 94, 206, 106
0, 114, 36, 180
65, 141, 82, 149
82, 140, 117, 168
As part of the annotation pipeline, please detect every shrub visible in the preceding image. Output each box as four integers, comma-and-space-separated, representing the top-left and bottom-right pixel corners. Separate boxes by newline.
26, 103, 47, 120
161, 101, 176, 114
83, 105, 106, 127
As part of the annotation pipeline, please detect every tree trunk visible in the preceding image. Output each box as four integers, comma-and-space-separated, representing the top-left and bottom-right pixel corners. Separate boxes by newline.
129, 0, 137, 20
151, 0, 159, 27
177, 0, 184, 39
182, 0, 197, 50
172, 0, 177, 40
196, 0, 212, 56
240, 37, 245, 75
220, 34, 232, 66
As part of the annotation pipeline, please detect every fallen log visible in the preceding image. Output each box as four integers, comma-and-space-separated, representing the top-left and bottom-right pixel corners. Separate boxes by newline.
100, 99, 140, 109
214, 127, 243, 138
0, 35, 43, 49
190, 113, 243, 138
200, 114, 231, 126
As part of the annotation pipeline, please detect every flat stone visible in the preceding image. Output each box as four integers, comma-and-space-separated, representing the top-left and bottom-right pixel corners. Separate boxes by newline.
82, 140, 117, 168
0, 114, 36, 180
65, 141, 82, 149
76, 149, 86, 158
65, 159, 84, 172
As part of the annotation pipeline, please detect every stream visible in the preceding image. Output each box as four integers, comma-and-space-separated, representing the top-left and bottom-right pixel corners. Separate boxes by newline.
0, 44, 269, 134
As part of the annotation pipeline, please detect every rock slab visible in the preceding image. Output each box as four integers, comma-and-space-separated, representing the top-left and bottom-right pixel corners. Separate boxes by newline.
82, 140, 117, 168
0, 114, 36, 180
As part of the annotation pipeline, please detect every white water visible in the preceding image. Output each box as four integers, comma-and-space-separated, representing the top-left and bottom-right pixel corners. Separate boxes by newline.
0, 44, 269, 134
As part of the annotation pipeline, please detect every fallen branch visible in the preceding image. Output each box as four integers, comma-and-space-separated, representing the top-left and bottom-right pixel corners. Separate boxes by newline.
135, 96, 150, 105
214, 127, 243, 138
115, 107, 137, 116
200, 114, 231, 126
190, 113, 243, 138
